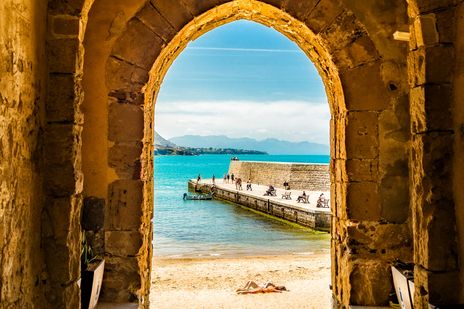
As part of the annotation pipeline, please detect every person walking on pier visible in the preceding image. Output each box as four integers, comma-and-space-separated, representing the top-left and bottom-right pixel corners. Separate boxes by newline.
223, 174, 227, 183
283, 181, 290, 190
246, 179, 252, 191
227, 174, 230, 183
231, 173, 235, 183
236, 178, 243, 190
212, 175, 216, 184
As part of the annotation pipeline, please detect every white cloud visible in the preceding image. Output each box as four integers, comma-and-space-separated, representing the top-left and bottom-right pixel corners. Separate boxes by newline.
154, 100, 330, 145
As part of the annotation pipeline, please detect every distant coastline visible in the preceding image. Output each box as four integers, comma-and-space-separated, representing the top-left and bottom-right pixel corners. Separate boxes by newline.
154, 146, 267, 156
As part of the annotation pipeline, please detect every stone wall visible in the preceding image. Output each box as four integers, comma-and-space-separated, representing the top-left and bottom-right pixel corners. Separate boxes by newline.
228, 161, 330, 191
0, 0, 48, 307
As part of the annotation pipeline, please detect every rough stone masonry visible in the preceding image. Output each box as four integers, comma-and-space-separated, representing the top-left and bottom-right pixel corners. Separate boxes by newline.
1, 0, 464, 308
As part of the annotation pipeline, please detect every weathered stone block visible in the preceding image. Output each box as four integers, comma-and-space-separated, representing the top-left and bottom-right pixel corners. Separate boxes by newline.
414, 0, 459, 14
100, 256, 140, 302
107, 180, 143, 230
435, 8, 456, 44
150, 0, 193, 31
112, 19, 163, 70
82, 197, 105, 231
424, 45, 455, 83
332, 34, 379, 71
47, 73, 77, 122
181, 0, 231, 16
378, 107, 410, 176
48, 38, 79, 73
414, 266, 460, 306
108, 103, 144, 143
284, 0, 318, 21
380, 175, 409, 223
409, 45, 454, 86
346, 111, 379, 159
106, 60, 147, 105
47, 0, 85, 15
334, 181, 347, 219
42, 195, 82, 285
410, 84, 453, 133
411, 132, 453, 187
347, 182, 381, 221
341, 62, 390, 110
45, 123, 75, 163
109, 142, 143, 179
105, 231, 142, 256
346, 159, 378, 182
136, 3, 176, 42
257, 0, 283, 9
415, 14, 440, 47
52, 16, 80, 36
407, 47, 426, 86
44, 124, 83, 196
305, 0, 344, 34
346, 223, 411, 258
349, 261, 392, 305
414, 204, 458, 272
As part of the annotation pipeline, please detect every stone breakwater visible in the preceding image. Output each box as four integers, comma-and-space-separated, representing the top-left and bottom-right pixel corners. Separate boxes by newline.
189, 180, 331, 232
228, 161, 330, 191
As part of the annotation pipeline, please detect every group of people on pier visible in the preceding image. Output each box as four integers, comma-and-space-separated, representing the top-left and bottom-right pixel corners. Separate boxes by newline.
197, 173, 329, 208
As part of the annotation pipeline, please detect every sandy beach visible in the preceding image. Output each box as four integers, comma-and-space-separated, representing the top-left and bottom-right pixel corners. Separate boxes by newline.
150, 253, 331, 309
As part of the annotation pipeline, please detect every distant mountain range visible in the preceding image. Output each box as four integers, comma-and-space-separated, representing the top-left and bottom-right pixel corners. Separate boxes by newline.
154, 131, 266, 155
169, 135, 329, 155
155, 131, 177, 148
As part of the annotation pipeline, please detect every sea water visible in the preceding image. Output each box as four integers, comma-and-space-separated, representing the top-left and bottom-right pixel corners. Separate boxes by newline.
154, 154, 331, 258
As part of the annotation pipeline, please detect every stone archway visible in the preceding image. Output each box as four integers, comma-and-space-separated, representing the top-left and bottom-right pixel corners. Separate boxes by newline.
5, 0, 464, 308
78, 0, 412, 306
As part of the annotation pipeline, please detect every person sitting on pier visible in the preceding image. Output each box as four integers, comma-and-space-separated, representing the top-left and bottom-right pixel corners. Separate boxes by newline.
264, 185, 276, 196
317, 193, 327, 208
297, 191, 307, 203
246, 179, 252, 191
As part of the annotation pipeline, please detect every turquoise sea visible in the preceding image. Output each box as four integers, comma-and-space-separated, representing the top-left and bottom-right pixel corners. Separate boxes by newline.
154, 154, 331, 258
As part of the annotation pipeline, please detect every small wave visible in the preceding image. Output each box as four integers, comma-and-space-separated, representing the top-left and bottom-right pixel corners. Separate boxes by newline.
294, 252, 315, 255
210, 253, 221, 257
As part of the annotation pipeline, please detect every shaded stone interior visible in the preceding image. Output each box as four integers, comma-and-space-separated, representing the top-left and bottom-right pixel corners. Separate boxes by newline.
1, 0, 464, 307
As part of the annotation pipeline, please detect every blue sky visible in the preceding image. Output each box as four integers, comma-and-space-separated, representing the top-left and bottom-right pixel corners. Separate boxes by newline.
155, 20, 330, 145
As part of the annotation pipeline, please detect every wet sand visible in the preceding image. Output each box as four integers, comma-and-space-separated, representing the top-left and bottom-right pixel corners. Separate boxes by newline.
150, 253, 331, 309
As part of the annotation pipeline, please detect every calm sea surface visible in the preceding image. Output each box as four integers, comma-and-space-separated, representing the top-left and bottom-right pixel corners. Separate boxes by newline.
154, 154, 331, 258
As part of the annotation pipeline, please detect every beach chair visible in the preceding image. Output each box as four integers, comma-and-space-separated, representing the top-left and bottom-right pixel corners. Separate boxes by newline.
322, 199, 329, 208
281, 191, 291, 200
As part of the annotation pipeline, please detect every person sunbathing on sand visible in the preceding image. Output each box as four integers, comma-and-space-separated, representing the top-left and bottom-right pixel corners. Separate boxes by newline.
236, 281, 287, 294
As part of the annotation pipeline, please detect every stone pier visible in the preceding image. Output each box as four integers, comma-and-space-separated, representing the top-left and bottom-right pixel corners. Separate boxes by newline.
189, 179, 331, 232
